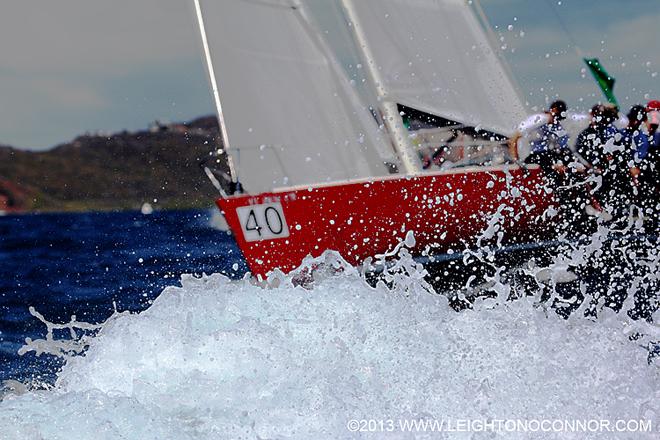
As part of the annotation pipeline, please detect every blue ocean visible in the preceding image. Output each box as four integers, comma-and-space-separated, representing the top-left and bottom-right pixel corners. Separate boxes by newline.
0, 209, 247, 384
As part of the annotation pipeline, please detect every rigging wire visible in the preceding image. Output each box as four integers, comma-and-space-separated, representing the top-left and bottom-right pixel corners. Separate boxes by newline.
542, 0, 623, 107
541, 0, 584, 58
193, 0, 238, 192
471, 0, 528, 111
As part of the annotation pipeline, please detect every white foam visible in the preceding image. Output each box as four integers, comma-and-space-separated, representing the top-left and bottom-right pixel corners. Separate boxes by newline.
1, 253, 658, 439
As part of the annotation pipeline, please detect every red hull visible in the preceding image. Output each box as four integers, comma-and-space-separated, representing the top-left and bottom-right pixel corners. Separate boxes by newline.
217, 165, 555, 278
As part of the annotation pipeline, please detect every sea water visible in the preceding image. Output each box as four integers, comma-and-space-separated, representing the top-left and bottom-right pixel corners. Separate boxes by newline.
0, 209, 658, 439
0, 210, 247, 383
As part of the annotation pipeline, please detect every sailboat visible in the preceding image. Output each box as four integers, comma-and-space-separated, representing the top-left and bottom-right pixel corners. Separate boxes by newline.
193, 0, 556, 278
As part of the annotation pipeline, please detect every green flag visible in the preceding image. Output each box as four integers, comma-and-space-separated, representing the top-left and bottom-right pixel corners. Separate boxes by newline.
584, 58, 618, 106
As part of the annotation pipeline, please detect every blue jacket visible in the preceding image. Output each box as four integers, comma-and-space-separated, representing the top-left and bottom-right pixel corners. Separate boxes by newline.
575, 124, 619, 168
530, 122, 569, 154
618, 127, 650, 161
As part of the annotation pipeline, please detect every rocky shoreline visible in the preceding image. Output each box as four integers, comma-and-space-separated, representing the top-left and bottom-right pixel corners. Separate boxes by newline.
0, 116, 227, 213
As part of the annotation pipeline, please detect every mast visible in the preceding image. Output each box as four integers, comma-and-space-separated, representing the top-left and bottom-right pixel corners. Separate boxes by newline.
193, 0, 237, 185
339, 0, 421, 175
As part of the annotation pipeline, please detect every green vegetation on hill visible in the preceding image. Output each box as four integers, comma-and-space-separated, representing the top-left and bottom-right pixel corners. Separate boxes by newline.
0, 116, 229, 213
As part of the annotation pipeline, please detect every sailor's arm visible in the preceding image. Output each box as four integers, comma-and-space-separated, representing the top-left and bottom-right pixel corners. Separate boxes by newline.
509, 113, 551, 161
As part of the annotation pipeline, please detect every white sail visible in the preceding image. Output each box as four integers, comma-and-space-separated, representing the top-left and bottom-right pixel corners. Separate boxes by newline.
197, 0, 392, 194
348, 0, 528, 136
301, 0, 379, 113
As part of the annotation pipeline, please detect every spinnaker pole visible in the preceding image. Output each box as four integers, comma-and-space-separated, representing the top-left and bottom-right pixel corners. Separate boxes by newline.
339, 0, 421, 175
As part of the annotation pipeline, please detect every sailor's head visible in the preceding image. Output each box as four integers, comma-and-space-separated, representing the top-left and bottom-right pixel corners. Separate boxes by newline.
590, 103, 617, 126
548, 100, 567, 121
647, 100, 660, 132
627, 105, 647, 129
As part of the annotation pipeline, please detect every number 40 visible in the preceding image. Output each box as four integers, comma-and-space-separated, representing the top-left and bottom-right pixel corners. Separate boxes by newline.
244, 206, 284, 236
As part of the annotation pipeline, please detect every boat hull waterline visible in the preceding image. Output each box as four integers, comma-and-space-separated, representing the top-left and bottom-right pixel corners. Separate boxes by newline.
217, 165, 556, 278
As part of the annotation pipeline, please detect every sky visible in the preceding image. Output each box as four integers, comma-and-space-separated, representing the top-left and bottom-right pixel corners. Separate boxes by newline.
1, 0, 658, 150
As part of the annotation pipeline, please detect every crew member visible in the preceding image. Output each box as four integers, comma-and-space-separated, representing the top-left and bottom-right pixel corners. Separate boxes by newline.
641, 100, 660, 224
615, 105, 649, 214
519, 101, 579, 181
647, 100, 660, 148
574, 104, 620, 215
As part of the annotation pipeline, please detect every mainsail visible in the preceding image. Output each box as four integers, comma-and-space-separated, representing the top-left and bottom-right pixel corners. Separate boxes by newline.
196, 0, 392, 194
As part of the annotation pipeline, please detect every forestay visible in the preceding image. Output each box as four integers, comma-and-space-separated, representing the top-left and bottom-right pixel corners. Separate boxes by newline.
349, 0, 528, 136
198, 0, 392, 194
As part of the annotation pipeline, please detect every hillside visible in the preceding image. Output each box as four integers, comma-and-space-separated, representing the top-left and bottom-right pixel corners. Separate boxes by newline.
0, 116, 228, 212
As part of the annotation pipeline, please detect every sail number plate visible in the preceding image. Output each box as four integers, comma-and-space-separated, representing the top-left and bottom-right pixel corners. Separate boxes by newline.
236, 202, 290, 242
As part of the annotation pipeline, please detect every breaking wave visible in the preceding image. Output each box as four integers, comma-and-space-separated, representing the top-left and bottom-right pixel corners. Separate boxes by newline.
1, 234, 658, 439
